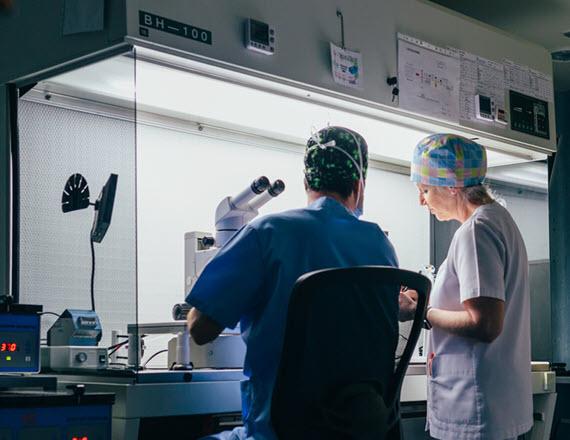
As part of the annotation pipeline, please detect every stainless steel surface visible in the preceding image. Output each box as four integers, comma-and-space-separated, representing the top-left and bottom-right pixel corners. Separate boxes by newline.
127, 321, 187, 335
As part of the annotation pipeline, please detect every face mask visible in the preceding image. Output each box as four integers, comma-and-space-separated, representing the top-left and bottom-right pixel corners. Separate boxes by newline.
352, 180, 364, 218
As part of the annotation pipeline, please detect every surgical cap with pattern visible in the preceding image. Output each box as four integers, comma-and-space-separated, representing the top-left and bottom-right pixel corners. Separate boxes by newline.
410, 133, 487, 187
304, 126, 368, 192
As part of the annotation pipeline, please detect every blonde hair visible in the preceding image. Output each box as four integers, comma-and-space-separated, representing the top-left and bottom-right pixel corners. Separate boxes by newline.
458, 184, 495, 206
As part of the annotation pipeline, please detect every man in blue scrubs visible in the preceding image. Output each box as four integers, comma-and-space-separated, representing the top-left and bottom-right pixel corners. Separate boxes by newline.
186, 126, 398, 440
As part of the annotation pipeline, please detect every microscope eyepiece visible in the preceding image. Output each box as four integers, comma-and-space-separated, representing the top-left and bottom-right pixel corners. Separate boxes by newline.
268, 180, 285, 197
251, 176, 270, 194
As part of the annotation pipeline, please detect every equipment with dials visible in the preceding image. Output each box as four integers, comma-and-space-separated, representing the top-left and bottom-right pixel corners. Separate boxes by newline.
44, 309, 107, 372
245, 18, 276, 55
0, 303, 114, 437
0, 303, 42, 373
475, 94, 507, 125
510, 90, 550, 139
47, 309, 102, 346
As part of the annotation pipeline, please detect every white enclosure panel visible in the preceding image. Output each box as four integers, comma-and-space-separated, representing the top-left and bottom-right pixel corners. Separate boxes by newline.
127, 0, 556, 151
135, 124, 430, 324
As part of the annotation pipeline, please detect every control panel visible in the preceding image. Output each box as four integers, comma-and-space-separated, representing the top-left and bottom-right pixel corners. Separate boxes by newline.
510, 90, 550, 139
245, 18, 275, 55
0, 308, 41, 373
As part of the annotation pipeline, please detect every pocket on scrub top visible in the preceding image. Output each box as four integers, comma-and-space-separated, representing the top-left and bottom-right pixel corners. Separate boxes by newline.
428, 352, 480, 425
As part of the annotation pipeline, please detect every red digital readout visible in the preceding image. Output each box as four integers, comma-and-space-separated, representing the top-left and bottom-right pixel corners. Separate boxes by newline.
0, 342, 17, 352
72, 437, 88, 440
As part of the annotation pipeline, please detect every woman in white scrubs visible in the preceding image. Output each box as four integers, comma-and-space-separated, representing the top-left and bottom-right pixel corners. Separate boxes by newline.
404, 134, 533, 440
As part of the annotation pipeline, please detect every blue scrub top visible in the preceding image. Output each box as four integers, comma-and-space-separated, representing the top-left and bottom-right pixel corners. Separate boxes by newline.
187, 197, 398, 439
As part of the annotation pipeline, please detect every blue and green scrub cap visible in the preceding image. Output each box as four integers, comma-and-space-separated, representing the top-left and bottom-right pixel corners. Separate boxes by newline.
410, 133, 487, 187
304, 126, 368, 191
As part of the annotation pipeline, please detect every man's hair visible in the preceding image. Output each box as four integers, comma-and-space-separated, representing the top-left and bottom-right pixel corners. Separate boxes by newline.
303, 126, 368, 198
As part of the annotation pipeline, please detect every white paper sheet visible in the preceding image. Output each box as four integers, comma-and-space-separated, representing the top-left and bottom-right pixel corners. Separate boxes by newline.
529, 68, 554, 103
330, 42, 363, 89
459, 50, 506, 128
397, 34, 460, 123
504, 59, 554, 103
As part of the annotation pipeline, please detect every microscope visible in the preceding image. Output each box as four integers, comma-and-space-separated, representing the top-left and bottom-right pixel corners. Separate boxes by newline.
166, 176, 285, 370
183, 175, 285, 301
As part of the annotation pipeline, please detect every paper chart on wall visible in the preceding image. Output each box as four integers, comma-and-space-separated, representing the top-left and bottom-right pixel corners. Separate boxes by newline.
504, 59, 554, 103
397, 33, 460, 123
330, 42, 363, 89
459, 50, 506, 128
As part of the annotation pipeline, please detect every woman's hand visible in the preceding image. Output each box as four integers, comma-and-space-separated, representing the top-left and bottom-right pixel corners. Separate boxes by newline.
399, 287, 418, 322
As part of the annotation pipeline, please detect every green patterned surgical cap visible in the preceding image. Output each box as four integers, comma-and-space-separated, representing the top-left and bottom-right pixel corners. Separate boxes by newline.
304, 126, 368, 192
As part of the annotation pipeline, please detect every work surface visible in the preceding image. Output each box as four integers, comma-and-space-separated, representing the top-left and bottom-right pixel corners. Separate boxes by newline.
53, 366, 556, 440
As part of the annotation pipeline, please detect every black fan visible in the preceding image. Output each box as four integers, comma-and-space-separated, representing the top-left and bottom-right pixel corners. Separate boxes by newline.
60, 172, 118, 311
61, 173, 90, 213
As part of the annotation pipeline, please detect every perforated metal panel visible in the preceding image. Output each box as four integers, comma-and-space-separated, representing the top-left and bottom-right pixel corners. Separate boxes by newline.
17, 100, 136, 345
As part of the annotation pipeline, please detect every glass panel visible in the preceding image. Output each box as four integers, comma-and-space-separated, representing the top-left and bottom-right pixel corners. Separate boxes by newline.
487, 161, 551, 361
17, 50, 137, 372
133, 51, 435, 371
131, 49, 550, 373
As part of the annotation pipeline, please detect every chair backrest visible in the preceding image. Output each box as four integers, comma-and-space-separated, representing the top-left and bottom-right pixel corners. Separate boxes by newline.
271, 266, 430, 440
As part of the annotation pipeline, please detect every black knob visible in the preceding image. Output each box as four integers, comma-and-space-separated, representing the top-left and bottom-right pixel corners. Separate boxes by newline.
201, 236, 215, 247
66, 384, 86, 397
386, 76, 398, 86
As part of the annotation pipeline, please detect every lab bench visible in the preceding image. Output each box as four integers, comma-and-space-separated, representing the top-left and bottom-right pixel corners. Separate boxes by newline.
54, 365, 556, 440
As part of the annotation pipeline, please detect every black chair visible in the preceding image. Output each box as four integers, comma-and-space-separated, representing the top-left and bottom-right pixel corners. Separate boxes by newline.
271, 266, 430, 440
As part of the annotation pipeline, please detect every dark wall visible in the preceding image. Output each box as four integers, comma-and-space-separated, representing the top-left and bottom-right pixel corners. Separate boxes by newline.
550, 90, 570, 366
0, 1, 127, 84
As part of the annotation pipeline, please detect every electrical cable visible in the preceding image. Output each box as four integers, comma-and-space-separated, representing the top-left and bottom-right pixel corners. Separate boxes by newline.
142, 349, 168, 368
108, 340, 128, 353
108, 335, 147, 357
90, 238, 95, 311
39, 311, 61, 318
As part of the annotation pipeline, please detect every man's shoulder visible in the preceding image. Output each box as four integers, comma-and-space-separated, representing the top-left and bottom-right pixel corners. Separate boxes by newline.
249, 206, 316, 228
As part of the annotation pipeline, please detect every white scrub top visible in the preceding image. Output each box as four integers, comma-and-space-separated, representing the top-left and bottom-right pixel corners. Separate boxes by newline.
426, 202, 533, 440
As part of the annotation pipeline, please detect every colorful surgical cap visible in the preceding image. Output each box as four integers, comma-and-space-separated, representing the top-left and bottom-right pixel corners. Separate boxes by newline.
410, 134, 487, 187
304, 126, 368, 191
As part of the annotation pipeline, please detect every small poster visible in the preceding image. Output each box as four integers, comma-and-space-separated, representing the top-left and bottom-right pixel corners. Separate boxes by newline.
397, 34, 460, 123
330, 42, 363, 89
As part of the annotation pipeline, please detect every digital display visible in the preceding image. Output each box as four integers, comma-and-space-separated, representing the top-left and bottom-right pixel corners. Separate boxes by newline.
510, 90, 550, 139
0, 312, 41, 372
72, 436, 89, 440
251, 20, 269, 45
1, 342, 18, 352
479, 96, 492, 114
